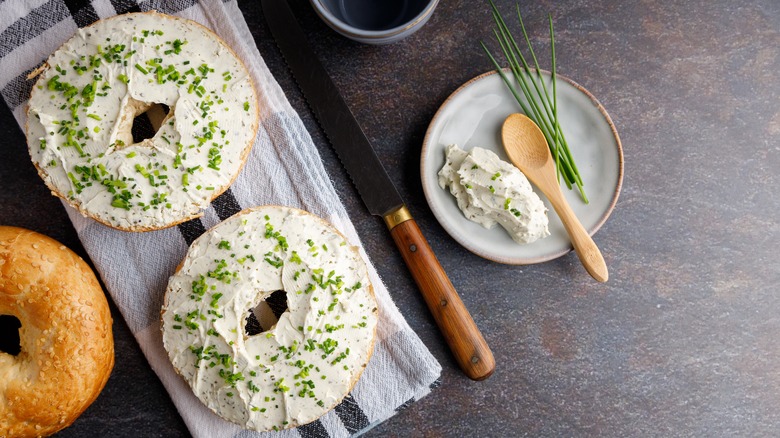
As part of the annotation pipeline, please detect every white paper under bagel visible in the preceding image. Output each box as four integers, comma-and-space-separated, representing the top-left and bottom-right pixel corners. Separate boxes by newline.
26, 12, 259, 231
161, 206, 378, 432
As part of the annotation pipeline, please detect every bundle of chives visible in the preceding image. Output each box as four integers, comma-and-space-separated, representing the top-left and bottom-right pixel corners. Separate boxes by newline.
481, 1, 588, 203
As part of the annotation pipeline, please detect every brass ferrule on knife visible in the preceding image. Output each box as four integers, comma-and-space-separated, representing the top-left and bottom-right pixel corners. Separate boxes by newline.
383, 205, 413, 230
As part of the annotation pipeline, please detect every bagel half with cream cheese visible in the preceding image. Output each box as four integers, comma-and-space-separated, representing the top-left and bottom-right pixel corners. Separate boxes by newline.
0, 226, 114, 437
161, 206, 378, 431
26, 12, 259, 231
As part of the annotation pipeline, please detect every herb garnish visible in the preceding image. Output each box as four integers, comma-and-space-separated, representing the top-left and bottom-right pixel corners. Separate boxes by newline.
482, 1, 588, 203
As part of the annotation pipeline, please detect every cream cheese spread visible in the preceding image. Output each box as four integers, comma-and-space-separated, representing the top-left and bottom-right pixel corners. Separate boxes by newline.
26, 13, 258, 230
438, 144, 550, 244
161, 206, 378, 431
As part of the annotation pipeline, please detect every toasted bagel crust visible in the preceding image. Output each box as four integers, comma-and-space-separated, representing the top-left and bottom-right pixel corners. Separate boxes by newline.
0, 226, 114, 437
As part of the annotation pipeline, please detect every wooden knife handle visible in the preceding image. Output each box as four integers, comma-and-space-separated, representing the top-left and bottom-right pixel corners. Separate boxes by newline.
387, 213, 495, 381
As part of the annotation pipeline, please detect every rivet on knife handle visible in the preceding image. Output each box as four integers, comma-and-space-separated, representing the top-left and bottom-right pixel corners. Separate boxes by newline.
385, 206, 496, 381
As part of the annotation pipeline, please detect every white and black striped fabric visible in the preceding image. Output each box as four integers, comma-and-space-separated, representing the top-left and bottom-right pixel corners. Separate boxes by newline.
0, 1, 441, 437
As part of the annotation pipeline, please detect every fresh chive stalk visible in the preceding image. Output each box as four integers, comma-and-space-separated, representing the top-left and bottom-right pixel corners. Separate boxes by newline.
482, 1, 588, 203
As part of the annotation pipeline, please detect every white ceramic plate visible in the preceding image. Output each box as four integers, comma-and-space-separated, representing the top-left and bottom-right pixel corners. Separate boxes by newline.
421, 70, 623, 264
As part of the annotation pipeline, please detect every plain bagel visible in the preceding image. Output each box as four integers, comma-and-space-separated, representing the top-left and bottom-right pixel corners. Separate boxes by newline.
26, 12, 259, 231
0, 226, 114, 437
161, 206, 378, 432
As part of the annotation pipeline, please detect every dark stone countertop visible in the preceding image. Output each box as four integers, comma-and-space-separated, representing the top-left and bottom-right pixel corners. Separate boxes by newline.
1, 0, 779, 436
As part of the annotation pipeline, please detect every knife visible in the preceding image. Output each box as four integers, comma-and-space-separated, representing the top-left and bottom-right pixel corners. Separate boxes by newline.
261, 0, 495, 380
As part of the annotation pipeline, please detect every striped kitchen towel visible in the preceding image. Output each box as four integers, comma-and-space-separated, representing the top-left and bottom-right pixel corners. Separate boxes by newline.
0, 1, 441, 437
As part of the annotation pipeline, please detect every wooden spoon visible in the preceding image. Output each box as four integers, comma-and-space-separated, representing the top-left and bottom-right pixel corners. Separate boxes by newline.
501, 113, 608, 282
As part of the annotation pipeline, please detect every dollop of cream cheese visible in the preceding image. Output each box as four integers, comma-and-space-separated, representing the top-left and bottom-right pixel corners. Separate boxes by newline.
26, 13, 258, 230
438, 144, 550, 244
161, 206, 378, 432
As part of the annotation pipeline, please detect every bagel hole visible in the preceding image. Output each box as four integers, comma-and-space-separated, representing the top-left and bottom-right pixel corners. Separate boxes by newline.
245, 290, 288, 336
0, 315, 22, 356
131, 103, 169, 143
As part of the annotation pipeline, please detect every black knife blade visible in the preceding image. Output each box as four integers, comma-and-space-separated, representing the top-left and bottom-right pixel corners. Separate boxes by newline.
261, 0, 494, 380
